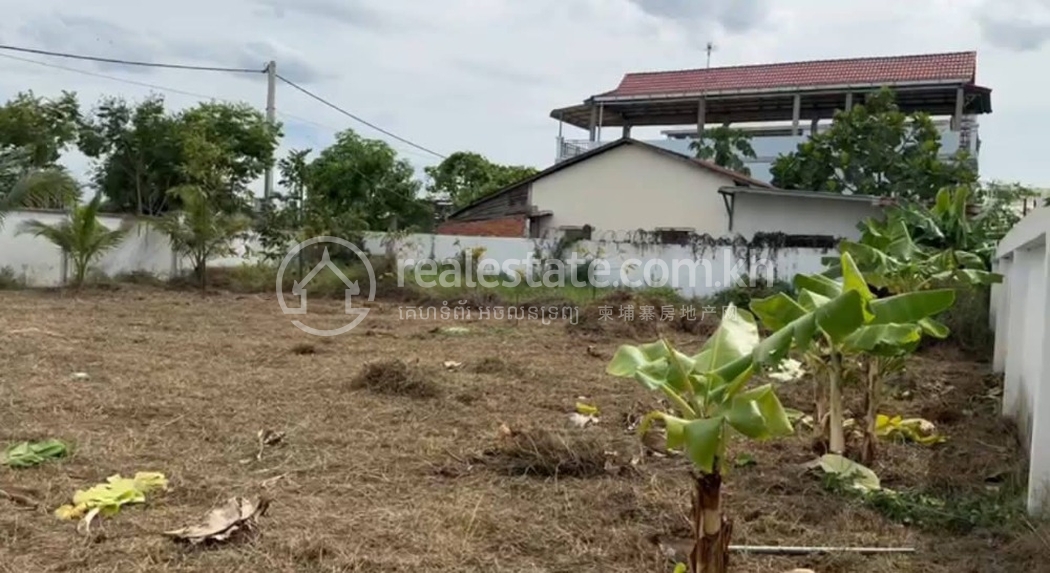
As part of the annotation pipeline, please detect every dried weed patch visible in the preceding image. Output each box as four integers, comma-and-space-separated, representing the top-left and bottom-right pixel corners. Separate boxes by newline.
350, 359, 441, 398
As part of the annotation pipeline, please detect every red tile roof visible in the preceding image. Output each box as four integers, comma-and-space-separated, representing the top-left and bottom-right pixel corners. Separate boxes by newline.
600, 51, 977, 99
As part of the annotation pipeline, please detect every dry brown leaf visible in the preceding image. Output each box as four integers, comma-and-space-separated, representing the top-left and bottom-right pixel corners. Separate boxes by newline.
164, 496, 269, 545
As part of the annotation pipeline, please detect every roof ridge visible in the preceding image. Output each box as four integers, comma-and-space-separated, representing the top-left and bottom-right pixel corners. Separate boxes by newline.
619, 50, 977, 80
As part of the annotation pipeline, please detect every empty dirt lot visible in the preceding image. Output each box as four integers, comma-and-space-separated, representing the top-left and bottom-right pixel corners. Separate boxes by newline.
0, 288, 1044, 572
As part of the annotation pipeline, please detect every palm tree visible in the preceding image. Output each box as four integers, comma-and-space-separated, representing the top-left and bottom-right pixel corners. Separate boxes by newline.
151, 185, 250, 292
0, 147, 80, 229
17, 192, 130, 289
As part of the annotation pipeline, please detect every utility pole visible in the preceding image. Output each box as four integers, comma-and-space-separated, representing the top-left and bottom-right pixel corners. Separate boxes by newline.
263, 60, 276, 200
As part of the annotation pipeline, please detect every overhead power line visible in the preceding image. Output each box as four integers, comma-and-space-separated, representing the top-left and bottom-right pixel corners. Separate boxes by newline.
0, 43, 263, 74
0, 52, 438, 162
276, 74, 446, 160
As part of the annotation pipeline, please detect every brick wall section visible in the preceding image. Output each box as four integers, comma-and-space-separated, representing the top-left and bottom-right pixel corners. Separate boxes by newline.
436, 216, 526, 237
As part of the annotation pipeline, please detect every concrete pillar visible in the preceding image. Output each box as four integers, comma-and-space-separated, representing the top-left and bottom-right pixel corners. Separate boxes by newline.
1003, 251, 1031, 419
810, 117, 819, 135
697, 98, 707, 135
596, 104, 604, 143
588, 105, 597, 142
791, 94, 801, 136
845, 93, 853, 111
993, 257, 1010, 373
951, 87, 964, 131
1028, 244, 1050, 514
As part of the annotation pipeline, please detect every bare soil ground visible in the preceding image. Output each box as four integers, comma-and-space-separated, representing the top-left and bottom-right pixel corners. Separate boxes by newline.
0, 287, 1046, 572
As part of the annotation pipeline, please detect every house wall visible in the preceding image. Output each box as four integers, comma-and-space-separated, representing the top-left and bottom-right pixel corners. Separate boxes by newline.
730, 193, 883, 240
991, 205, 1050, 516
529, 144, 733, 237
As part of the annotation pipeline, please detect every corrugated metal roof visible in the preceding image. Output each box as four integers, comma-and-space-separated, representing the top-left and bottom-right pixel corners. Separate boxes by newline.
601, 52, 977, 98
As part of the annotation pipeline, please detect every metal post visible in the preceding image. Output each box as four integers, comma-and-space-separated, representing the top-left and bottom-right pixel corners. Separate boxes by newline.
264, 60, 276, 200
622, 124, 632, 138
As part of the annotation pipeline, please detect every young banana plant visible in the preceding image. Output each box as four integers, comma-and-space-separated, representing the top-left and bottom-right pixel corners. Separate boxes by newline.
752, 252, 956, 459
607, 307, 795, 573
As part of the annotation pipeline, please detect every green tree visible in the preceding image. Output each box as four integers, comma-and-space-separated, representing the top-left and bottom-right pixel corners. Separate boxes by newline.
78, 95, 186, 215
689, 127, 756, 175
770, 88, 976, 200
80, 97, 280, 215
425, 151, 538, 208
176, 101, 280, 212
308, 129, 432, 232
17, 191, 130, 289
0, 91, 81, 169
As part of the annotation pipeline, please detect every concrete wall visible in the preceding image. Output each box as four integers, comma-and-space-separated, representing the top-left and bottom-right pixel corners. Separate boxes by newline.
365, 231, 831, 299
2, 210, 833, 299
0, 209, 254, 285
731, 193, 883, 240
992, 205, 1050, 515
529, 143, 733, 237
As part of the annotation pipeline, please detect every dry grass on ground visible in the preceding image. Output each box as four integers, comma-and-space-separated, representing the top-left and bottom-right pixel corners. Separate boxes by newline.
0, 287, 1044, 572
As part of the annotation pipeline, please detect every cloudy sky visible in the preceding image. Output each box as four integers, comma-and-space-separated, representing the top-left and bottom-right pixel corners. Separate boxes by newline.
1, 0, 1048, 190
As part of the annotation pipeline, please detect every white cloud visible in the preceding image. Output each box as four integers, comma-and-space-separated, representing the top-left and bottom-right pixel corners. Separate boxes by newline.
0, 0, 1046, 191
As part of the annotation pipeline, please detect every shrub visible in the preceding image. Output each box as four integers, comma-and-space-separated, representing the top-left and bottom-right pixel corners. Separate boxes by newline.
932, 286, 994, 358
0, 266, 23, 290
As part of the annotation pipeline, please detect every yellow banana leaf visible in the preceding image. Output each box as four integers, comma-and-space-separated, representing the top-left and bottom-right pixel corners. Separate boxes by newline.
55, 472, 168, 527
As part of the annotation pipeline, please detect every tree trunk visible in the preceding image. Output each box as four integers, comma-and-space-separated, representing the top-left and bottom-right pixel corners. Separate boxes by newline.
690, 472, 731, 573
196, 253, 207, 295
828, 351, 845, 455
861, 358, 881, 465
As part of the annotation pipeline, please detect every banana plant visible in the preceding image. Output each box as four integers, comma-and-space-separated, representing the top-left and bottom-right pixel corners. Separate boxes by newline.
606, 287, 875, 573
607, 307, 794, 573
752, 253, 956, 461
825, 216, 1001, 294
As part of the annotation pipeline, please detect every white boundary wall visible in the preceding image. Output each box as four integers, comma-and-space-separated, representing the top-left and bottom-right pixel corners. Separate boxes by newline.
1, 210, 833, 298
992, 205, 1050, 515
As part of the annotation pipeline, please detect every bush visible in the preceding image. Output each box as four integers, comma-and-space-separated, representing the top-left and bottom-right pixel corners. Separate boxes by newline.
0, 266, 23, 290
933, 286, 994, 358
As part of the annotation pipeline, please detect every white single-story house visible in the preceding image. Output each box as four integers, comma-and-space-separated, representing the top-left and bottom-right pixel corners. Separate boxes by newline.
437, 138, 890, 242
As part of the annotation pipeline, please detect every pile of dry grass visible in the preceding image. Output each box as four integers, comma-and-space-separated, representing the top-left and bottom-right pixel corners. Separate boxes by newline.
350, 359, 441, 398
483, 427, 612, 478
469, 357, 526, 377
